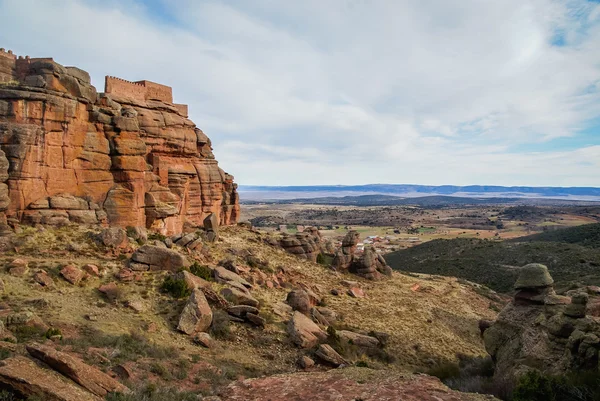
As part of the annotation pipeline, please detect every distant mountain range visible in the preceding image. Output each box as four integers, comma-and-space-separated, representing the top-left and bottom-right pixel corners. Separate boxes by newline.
239, 184, 600, 202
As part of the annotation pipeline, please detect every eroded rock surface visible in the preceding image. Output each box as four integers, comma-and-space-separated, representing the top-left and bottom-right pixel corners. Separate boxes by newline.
484, 263, 600, 379
221, 368, 498, 400
0, 52, 239, 235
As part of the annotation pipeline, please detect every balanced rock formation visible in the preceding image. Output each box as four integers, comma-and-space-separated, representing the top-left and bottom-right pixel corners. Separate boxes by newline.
332, 231, 392, 280
279, 227, 323, 262
483, 263, 600, 379
0, 49, 239, 235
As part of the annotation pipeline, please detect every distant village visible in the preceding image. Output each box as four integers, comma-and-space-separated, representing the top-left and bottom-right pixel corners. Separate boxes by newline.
277, 224, 421, 255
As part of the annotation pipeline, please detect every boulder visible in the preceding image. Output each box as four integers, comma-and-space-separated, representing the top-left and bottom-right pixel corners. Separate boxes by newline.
203, 213, 219, 242
286, 289, 314, 315
193, 332, 214, 348
515, 263, 554, 289
214, 266, 252, 289
26, 342, 129, 397
337, 330, 380, 348
33, 270, 55, 287
175, 270, 209, 290
314, 344, 348, 367
220, 287, 259, 308
0, 356, 100, 401
130, 245, 190, 271
177, 289, 213, 335
60, 265, 84, 285
287, 311, 327, 348
98, 228, 128, 248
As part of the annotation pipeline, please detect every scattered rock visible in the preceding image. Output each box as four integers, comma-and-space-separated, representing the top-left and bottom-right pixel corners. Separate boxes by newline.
98, 227, 128, 248
337, 330, 379, 348
287, 311, 327, 349
8, 258, 28, 277
314, 344, 348, 367
246, 313, 266, 327
286, 289, 314, 315
177, 289, 213, 335
298, 356, 315, 369
214, 266, 252, 289
130, 245, 190, 271
347, 287, 365, 298
33, 271, 55, 287
203, 213, 219, 242
60, 264, 84, 285
220, 287, 259, 308
193, 332, 214, 348
82, 264, 100, 277
175, 270, 209, 290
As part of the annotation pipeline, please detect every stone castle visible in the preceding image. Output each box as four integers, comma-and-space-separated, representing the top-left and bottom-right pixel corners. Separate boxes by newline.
0, 48, 239, 234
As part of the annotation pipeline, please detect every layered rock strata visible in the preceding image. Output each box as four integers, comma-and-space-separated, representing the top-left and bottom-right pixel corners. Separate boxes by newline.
0, 49, 239, 234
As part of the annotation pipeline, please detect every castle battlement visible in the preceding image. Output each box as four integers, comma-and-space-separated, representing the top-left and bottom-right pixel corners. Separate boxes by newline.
104, 76, 174, 104
0, 48, 16, 60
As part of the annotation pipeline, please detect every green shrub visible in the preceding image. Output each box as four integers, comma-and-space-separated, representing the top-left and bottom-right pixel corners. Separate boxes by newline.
210, 310, 232, 340
149, 362, 172, 380
44, 327, 62, 339
513, 370, 557, 401
148, 232, 167, 242
189, 262, 213, 281
160, 276, 191, 299
316, 253, 326, 265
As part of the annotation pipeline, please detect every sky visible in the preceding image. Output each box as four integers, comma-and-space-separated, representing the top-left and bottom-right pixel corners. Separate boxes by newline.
1, 0, 599, 187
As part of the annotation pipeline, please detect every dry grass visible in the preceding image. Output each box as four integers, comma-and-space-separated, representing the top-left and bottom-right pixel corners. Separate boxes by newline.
0, 224, 499, 393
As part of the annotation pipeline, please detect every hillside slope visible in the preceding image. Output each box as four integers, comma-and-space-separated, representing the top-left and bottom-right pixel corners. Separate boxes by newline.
385, 238, 600, 293
0, 225, 500, 398
513, 223, 600, 248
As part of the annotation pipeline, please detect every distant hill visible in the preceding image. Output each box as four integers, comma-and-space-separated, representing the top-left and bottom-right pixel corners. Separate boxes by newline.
241, 194, 598, 207
384, 238, 600, 293
239, 184, 600, 201
243, 194, 521, 207
513, 223, 600, 248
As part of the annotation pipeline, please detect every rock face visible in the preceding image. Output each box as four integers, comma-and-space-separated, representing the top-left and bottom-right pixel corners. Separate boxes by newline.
0, 50, 239, 235
484, 263, 600, 379
332, 231, 392, 280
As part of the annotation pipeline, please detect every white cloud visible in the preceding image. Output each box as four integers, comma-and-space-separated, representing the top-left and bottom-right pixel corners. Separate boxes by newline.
0, 0, 599, 186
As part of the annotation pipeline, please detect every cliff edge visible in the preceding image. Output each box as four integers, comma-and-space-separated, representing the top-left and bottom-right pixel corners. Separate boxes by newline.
0, 48, 239, 234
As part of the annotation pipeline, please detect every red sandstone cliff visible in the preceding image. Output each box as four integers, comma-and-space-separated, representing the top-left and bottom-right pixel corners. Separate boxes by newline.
0, 49, 239, 234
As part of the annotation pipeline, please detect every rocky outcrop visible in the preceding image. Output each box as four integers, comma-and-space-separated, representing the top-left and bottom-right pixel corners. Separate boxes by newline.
26, 342, 128, 397
0, 51, 239, 235
177, 288, 213, 335
483, 263, 600, 379
287, 311, 327, 348
0, 149, 8, 231
332, 231, 392, 280
279, 226, 335, 262
130, 245, 190, 271
0, 356, 102, 401
221, 367, 499, 400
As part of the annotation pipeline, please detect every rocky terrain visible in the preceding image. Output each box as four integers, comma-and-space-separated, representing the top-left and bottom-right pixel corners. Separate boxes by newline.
0, 51, 599, 401
0, 222, 503, 400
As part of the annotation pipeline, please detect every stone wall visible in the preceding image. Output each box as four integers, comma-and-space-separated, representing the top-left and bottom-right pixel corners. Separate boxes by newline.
0, 50, 239, 234
138, 80, 173, 103
0, 49, 16, 83
104, 76, 146, 103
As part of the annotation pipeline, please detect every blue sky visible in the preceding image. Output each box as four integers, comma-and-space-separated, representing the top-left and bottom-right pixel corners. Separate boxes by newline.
0, 0, 599, 186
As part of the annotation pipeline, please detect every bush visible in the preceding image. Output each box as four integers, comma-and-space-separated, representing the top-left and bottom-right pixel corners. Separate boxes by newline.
160, 276, 191, 299
189, 262, 213, 281
316, 253, 326, 265
210, 310, 232, 340
44, 327, 62, 339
